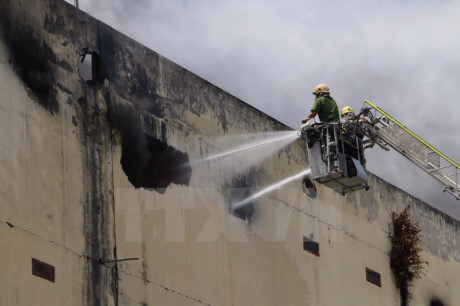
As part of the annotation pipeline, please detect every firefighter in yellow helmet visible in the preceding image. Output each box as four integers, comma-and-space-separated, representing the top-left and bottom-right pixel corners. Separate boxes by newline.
340, 106, 356, 121
301, 84, 339, 124
339, 105, 365, 161
340, 106, 357, 134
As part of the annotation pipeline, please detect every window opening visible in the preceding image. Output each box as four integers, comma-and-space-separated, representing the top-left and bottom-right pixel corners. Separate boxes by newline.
78, 48, 95, 83
303, 237, 320, 256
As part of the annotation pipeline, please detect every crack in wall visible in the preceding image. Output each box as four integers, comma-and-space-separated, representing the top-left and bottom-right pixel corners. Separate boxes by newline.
0, 219, 122, 280
0, 220, 92, 262
270, 196, 390, 256
118, 270, 211, 306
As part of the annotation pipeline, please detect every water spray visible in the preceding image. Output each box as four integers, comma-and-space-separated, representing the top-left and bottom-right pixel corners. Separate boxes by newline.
231, 168, 312, 211
194, 131, 299, 165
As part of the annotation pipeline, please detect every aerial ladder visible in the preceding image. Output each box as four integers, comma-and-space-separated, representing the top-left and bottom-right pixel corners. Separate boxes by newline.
301, 100, 460, 200
359, 99, 460, 200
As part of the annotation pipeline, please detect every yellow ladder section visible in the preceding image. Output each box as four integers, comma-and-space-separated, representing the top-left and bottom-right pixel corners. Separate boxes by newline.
364, 99, 460, 200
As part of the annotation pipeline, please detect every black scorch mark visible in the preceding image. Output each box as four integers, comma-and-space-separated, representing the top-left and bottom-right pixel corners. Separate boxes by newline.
1, 16, 59, 114
121, 134, 192, 191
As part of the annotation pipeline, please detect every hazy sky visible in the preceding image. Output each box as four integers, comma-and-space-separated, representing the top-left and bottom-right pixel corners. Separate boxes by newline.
67, 0, 460, 219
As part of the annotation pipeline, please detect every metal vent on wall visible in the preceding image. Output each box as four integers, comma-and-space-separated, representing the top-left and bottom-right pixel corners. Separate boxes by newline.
365, 268, 381, 287
32, 258, 55, 283
303, 237, 320, 256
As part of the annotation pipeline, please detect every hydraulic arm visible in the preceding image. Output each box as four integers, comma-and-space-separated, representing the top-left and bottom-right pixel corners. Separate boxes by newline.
359, 99, 460, 200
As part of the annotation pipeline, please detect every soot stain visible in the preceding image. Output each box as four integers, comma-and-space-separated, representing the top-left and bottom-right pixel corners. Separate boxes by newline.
111, 104, 191, 191
58, 60, 74, 73
130, 68, 153, 99
430, 298, 446, 306
228, 169, 258, 221
130, 68, 164, 118
218, 109, 228, 133
2, 17, 59, 114
115, 48, 164, 118
44, 13, 67, 36
56, 82, 73, 95
121, 134, 192, 192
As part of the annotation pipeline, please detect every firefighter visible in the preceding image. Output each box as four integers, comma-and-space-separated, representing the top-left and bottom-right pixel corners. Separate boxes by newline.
339, 106, 364, 163
301, 84, 339, 124
340, 106, 357, 134
301, 84, 340, 172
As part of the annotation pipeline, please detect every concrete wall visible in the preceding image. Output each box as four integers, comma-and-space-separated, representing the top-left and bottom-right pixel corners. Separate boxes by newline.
0, 0, 458, 305
0, 1, 116, 305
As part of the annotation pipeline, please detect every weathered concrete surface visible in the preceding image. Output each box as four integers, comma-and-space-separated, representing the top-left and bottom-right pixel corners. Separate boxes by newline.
0, 0, 116, 305
0, 0, 459, 305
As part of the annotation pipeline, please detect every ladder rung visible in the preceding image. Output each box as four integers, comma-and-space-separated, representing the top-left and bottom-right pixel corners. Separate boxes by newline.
364, 99, 460, 200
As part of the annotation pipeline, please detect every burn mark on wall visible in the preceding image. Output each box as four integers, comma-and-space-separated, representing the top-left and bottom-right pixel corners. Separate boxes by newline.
121, 134, 192, 191
228, 169, 258, 221
110, 104, 191, 191
57, 60, 74, 73
126, 67, 165, 118
132, 94, 165, 119
97, 22, 115, 81
56, 82, 73, 95
44, 13, 67, 35
75, 92, 116, 306
130, 68, 154, 99
111, 41, 167, 119
1, 14, 59, 114
217, 108, 228, 133
301, 176, 317, 199
430, 298, 446, 306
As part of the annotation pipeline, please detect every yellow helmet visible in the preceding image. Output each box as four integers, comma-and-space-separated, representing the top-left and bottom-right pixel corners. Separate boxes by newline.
312, 84, 329, 95
341, 106, 355, 119
341, 106, 354, 116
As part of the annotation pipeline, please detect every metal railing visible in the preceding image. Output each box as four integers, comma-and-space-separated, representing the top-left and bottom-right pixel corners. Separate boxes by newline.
361, 99, 460, 200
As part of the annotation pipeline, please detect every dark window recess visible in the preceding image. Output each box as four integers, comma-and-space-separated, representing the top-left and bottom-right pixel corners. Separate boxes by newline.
228, 172, 257, 221
366, 268, 381, 287
303, 237, 320, 256
430, 298, 445, 306
32, 258, 55, 283
78, 48, 109, 84
78, 51, 96, 83
301, 176, 317, 198
97, 21, 115, 81
120, 134, 192, 191
229, 194, 255, 221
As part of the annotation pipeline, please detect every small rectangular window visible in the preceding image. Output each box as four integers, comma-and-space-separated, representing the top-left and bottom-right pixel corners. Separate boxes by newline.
366, 268, 381, 287
303, 237, 320, 256
78, 53, 94, 82
32, 258, 55, 283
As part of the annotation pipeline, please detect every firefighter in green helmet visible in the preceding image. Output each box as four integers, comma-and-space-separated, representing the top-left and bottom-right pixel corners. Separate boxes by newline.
301, 84, 339, 124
